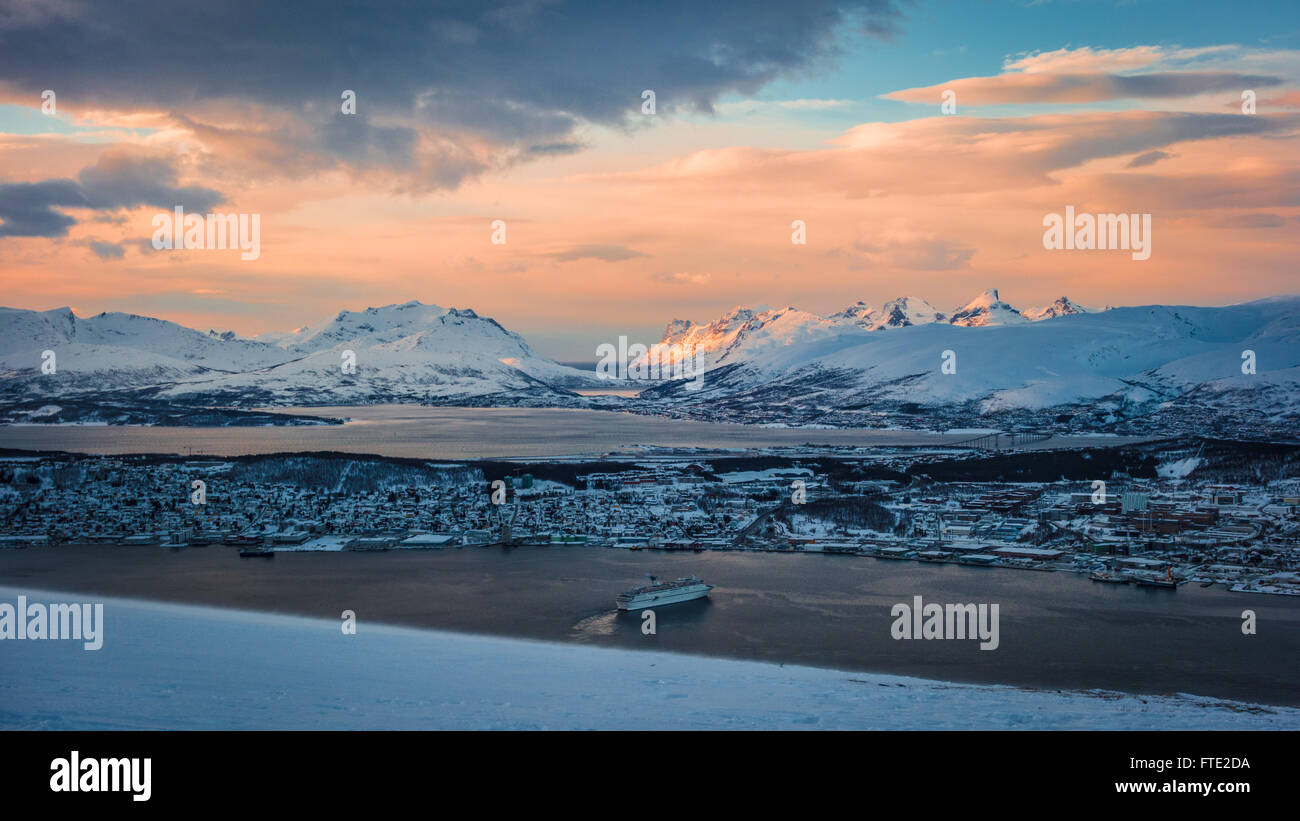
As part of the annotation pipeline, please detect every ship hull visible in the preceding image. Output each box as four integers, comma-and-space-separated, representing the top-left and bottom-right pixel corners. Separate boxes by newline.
1089, 573, 1129, 584
616, 585, 712, 611
1134, 579, 1177, 589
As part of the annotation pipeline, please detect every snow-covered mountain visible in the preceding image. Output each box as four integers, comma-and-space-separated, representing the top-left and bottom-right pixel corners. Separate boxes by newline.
0, 306, 295, 397
830, 297, 947, 331
0, 306, 290, 370
0, 301, 608, 407
873, 296, 949, 330
649, 305, 869, 373
821, 291, 1089, 330
2, 292, 1296, 435
1022, 296, 1090, 321
827, 300, 876, 326
947, 288, 1028, 327
638, 291, 1300, 435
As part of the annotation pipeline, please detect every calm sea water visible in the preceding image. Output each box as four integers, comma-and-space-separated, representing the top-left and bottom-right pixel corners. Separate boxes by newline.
0, 405, 1136, 459
1, 544, 1295, 706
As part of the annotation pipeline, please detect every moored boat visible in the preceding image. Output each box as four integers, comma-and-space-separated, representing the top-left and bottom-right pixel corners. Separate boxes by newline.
1089, 570, 1130, 584
1130, 568, 1179, 589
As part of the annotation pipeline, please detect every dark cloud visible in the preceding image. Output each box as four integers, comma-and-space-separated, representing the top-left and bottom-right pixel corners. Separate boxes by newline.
76, 153, 223, 212
0, 1, 907, 188
1126, 149, 1173, 168
1108, 72, 1283, 99
1032, 112, 1295, 176
1220, 213, 1287, 229
887, 71, 1285, 105
90, 241, 124, 259
526, 141, 584, 156
0, 151, 223, 238
0, 180, 81, 236
547, 244, 648, 262
317, 115, 421, 171
73, 239, 126, 259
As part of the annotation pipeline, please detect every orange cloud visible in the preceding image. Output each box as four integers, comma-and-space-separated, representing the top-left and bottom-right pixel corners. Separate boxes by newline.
3, 103, 1299, 350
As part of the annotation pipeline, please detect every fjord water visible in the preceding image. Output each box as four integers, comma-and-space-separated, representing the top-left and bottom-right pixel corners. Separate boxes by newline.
0, 406, 1132, 458
1, 544, 1295, 707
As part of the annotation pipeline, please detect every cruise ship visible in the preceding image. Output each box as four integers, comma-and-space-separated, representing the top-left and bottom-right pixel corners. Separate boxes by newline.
616, 575, 714, 611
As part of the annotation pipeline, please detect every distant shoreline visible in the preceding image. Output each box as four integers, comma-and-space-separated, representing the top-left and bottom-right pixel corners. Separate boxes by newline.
0, 404, 1152, 461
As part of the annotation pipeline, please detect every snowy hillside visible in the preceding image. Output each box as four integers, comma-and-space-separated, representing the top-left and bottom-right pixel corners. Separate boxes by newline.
647, 305, 872, 373
1022, 296, 1091, 322
0, 301, 609, 407
829, 296, 948, 330
639, 292, 1300, 434
1, 292, 1296, 434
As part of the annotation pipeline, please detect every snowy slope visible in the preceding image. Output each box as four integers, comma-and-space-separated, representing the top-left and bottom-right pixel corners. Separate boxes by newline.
0, 307, 289, 368
829, 296, 947, 330
0, 301, 610, 405
1022, 296, 1090, 321
871, 296, 948, 329
641, 293, 1300, 431
0, 307, 295, 397
4, 587, 1294, 730
2, 293, 1296, 431
157, 305, 605, 403
648, 305, 872, 373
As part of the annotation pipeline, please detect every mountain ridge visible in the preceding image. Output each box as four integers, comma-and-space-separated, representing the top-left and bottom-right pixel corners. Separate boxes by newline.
1, 292, 1297, 436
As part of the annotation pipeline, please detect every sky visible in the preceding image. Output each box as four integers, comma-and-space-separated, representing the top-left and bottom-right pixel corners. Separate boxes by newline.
0, 0, 1297, 360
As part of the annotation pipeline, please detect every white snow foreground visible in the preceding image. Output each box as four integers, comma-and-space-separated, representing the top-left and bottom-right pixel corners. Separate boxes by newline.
2, 586, 1295, 731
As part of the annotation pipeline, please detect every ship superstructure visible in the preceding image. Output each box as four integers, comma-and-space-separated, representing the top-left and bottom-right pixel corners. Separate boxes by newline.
616, 575, 714, 610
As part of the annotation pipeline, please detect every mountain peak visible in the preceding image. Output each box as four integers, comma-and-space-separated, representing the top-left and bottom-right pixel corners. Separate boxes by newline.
868, 296, 945, 330
950, 288, 1025, 327
829, 300, 875, 324
962, 288, 1002, 309
1022, 296, 1090, 321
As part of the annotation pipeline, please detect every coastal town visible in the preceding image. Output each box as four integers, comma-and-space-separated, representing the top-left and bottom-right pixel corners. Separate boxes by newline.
2, 439, 1297, 596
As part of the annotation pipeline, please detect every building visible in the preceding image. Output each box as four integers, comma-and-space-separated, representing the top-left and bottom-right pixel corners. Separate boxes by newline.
990, 546, 1065, 561
399, 533, 457, 548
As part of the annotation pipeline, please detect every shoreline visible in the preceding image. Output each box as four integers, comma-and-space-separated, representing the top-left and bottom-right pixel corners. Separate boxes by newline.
0, 404, 1154, 460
